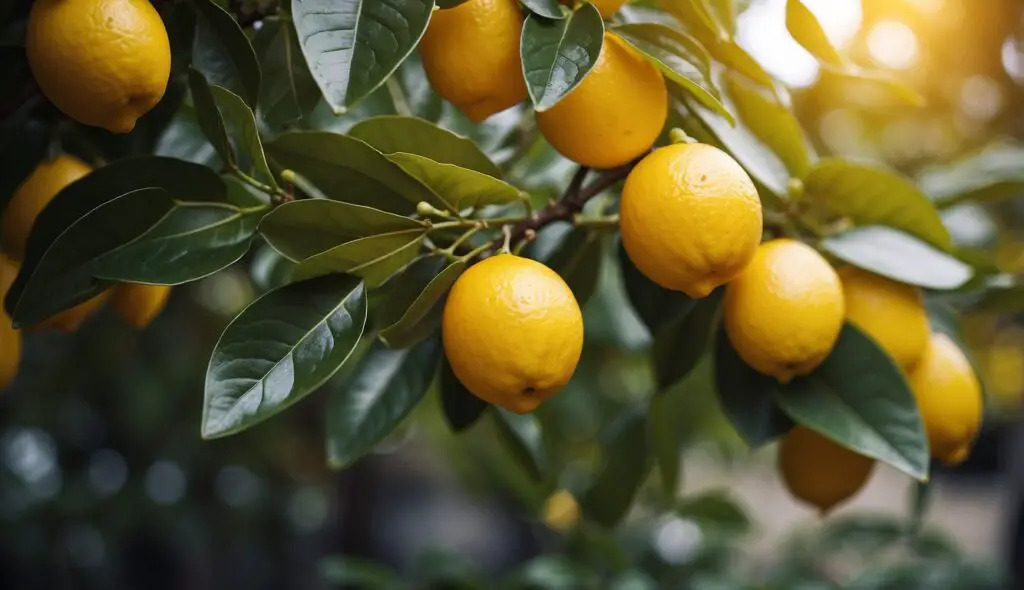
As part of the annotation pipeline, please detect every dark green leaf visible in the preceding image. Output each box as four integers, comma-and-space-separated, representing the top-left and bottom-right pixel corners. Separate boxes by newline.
724, 72, 812, 179
649, 393, 681, 499
546, 228, 604, 306
191, 0, 261, 106
327, 336, 442, 467
653, 289, 721, 390
911, 528, 961, 560
823, 226, 973, 290
774, 324, 929, 480
154, 105, 222, 167
493, 408, 547, 482
349, 115, 502, 178
804, 158, 951, 250
785, 0, 844, 66
203, 275, 367, 438
259, 199, 425, 261
581, 407, 651, 527
320, 556, 401, 588
618, 241, 694, 335
440, 356, 489, 432
520, 0, 564, 19
435, 0, 469, 7
919, 142, 1024, 208
188, 68, 233, 165
253, 19, 322, 124
385, 153, 521, 212
379, 258, 467, 348
612, 23, 731, 123
265, 131, 436, 214
291, 229, 427, 287
211, 85, 276, 188
251, 244, 297, 291
675, 489, 751, 537
712, 327, 792, 447
291, 0, 433, 113
521, 4, 604, 111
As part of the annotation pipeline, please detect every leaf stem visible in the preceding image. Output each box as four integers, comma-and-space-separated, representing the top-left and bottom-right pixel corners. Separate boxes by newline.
385, 76, 412, 117
230, 165, 291, 204
573, 213, 620, 229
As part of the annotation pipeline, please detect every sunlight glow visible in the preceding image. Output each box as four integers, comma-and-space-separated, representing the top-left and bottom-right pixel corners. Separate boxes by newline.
867, 21, 919, 70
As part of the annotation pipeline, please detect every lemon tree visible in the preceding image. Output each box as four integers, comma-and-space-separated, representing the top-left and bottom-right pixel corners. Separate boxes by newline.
0, 0, 1015, 586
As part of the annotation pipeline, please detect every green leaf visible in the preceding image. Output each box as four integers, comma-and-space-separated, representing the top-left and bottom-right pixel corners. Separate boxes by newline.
662, 0, 728, 41
724, 72, 812, 179
581, 408, 651, 527
211, 85, 277, 188
546, 228, 605, 306
259, 199, 425, 261
649, 393, 681, 499
265, 131, 436, 214
618, 241, 694, 335
785, 0, 844, 66
773, 324, 929, 480
804, 158, 951, 250
918, 142, 1024, 208
969, 273, 1024, 312
907, 478, 932, 537
191, 0, 261, 107
675, 489, 751, 537
712, 327, 792, 447
385, 153, 521, 212
653, 289, 721, 391
435, 0, 469, 7
320, 556, 401, 589
291, 229, 427, 287
253, 19, 322, 124
349, 115, 502, 177
154, 104, 222, 167
818, 515, 906, 555
612, 23, 732, 123
440, 356, 489, 432
520, 0, 564, 19
823, 226, 973, 290
379, 258, 467, 348
188, 68, 233, 165
521, 4, 605, 111
327, 336, 442, 467
493, 408, 547, 482
822, 66, 926, 108
291, 0, 433, 113
202, 275, 367, 438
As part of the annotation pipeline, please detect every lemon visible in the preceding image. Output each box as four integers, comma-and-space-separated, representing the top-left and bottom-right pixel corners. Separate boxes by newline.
907, 332, 983, 466
1, 255, 21, 391
838, 266, 929, 370
536, 32, 668, 169
112, 284, 172, 329
2, 155, 92, 262
442, 254, 583, 413
543, 489, 580, 532
723, 239, 844, 382
779, 426, 875, 514
420, 0, 528, 122
620, 143, 762, 298
26, 0, 171, 133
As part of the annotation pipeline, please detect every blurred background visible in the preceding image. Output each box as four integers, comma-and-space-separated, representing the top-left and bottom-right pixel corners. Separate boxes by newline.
3, 0, 1024, 588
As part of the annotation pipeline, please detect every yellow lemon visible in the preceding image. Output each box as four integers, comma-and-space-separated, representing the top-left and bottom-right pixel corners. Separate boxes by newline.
26, 0, 171, 133
907, 332, 983, 466
723, 239, 844, 382
620, 143, 762, 298
442, 254, 583, 413
779, 426, 875, 514
112, 283, 172, 329
1, 255, 21, 391
420, 0, 528, 122
838, 267, 929, 370
35, 291, 110, 333
536, 32, 668, 169
543, 489, 580, 532
2, 155, 92, 262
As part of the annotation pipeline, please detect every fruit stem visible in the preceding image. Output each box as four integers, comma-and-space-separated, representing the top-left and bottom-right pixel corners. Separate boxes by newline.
669, 128, 698, 144
573, 214, 620, 229
280, 169, 326, 200
230, 166, 291, 204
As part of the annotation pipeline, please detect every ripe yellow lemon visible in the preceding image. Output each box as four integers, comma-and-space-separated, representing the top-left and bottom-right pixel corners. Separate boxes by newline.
620, 143, 762, 298
779, 426, 875, 514
112, 283, 172, 329
442, 254, 583, 413
723, 239, 844, 382
1, 255, 21, 391
907, 332, 983, 466
543, 489, 580, 532
420, 0, 528, 122
536, 32, 667, 169
26, 0, 171, 133
2, 155, 92, 262
35, 291, 110, 333
838, 266, 929, 370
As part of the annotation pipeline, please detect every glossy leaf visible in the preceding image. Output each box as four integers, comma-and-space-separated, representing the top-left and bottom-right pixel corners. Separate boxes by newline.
612, 23, 731, 122
785, 0, 844, 66
774, 324, 929, 480
804, 158, 951, 250
292, 230, 426, 287
649, 393, 681, 499
253, 19, 322, 124
191, 0, 261, 106
546, 228, 604, 306
521, 4, 605, 111
712, 328, 792, 447
520, 0, 564, 19
259, 199, 425, 261
918, 142, 1024, 208
379, 258, 467, 348
291, 0, 433, 113
675, 489, 751, 537
494, 408, 547, 482
653, 289, 721, 391
724, 72, 812, 178
386, 153, 521, 213
581, 408, 651, 527
823, 226, 973, 290
211, 85, 277, 188
440, 356, 489, 433
326, 336, 442, 467
202, 275, 367, 438
349, 115, 502, 177
188, 68, 233, 165
618, 241, 694, 335
265, 131, 436, 214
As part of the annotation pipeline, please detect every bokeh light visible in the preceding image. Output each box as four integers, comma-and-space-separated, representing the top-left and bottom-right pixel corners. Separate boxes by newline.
867, 20, 920, 69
